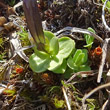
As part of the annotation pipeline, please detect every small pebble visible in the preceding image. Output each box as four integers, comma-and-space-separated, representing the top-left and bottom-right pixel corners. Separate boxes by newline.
0, 16, 7, 26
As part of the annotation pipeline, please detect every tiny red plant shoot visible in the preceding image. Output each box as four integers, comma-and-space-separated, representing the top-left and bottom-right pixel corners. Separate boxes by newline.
16, 67, 24, 74
94, 46, 102, 56
89, 46, 102, 67
91, 46, 102, 57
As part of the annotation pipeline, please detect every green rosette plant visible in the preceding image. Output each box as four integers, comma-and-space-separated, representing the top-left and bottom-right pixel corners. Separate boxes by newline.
67, 49, 91, 73
23, 0, 90, 75
23, 0, 75, 74
29, 31, 75, 73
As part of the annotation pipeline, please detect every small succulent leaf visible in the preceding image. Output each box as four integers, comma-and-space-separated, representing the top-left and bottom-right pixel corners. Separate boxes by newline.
52, 59, 67, 74
75, 53, 85, 66
73, 49, 82, 63
49, 37, 59, 55
84, 34, 93, 48
44, 37, 50, 53
82, 49, 88, 63
86, 36, 91, 44
58, 37, 75, 58
84, 27, 95, 48
48, 55, 63, 71
84, 42, 93, 48
87, 28, 95, 39
44, 31, 55, 41
88, 27, 95, 35
44, 31, 56, 53
29, 53, 50, 73
67, 56, 74, 70
79, 65, 91, 71
34, 49, 49, 59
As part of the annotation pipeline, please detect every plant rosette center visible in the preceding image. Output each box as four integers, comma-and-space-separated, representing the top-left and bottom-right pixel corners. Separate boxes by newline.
29, 31, 75, 74
67, 49, 91, 73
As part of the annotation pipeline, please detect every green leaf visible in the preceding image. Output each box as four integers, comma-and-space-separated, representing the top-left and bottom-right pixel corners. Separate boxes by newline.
54, 98, 64, 108
67, 49, 90, 73
58, 37, 75, 58
102, 0, 110, 8
87, 27, 95, 43
88, 27, 95, 34
84, 42, 93, 48
67, 56, 74, 70
29, 53, 50, 73
44, 31, 56, 53
35, 50, 49, 58
52, 59, 67, 74
79, 65, 91, 71
44, 37, 50, 53
82, 49, 88, 63
84, 27, 95, 48
49, 37, 59, 55
75, 53, 85, 66
44, 31, 55, 41
48, 55, 63, 71
73, 49, 82, 63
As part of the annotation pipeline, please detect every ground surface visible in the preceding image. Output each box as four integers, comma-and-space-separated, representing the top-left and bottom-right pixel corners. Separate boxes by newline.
0, 0, 110, 110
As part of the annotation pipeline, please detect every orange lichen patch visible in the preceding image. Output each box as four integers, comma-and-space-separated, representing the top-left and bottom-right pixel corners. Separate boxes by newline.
16, 67, 24, 74
94, 46, 102, 56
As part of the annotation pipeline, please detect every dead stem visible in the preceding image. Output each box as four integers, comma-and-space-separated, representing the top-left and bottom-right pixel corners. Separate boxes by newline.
102, 92, 110, 110
102, 99, 108, 110
55, 27, 104, 43
9, 31, 29, 62
102, 0, 110, 32
13, 1, 23, 15
97, 38, 110, 83
93, 0, 103, 6
82, 82, 110, 110
62, 86, 71, 110
66, 71, 93, 83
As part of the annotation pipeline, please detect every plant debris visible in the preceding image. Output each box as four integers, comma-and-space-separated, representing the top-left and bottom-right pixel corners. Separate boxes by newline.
0, 0, 110, 110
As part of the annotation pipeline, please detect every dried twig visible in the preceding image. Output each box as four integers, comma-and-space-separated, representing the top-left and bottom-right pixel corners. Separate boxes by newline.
10, 31, 29, 62
93, 0, 103, 6
13, 1, 23, 13
102, 0, 110, 32
55, 27, 104, 43
97, 38, 110, 83
62, 87, 71, 110
102, 99, 108, 110
102, 93, 110, 110
82, 82, 110, 110
66, 71, 93, 83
